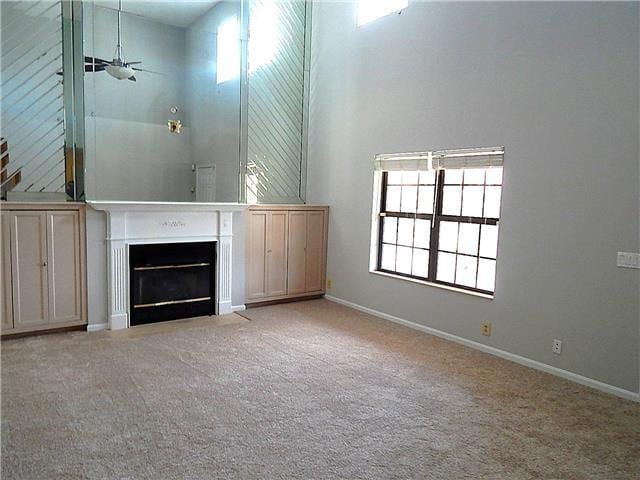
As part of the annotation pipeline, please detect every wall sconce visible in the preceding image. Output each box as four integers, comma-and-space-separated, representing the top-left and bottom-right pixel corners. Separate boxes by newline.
168, 119, 182, 134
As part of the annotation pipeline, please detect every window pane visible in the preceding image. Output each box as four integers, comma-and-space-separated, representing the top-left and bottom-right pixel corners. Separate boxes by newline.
402, 171, 419, 185
396, 246, 412, 274
458, 223, 479, 255
479, 224, 499, 258
485, 167, 503, 185
477, 258, 496, 292
483, 186, 502, 218
417, 186, 435, 214
387, 171, 403, 184
419, 170, 436, 185
436, 252, 456, 283
461, 186, 484, 217
397, 218, 414, 246
400, 186, 417, 213
386, 186, 401, 211
444, 170, 463, 184
412, 248, 429, 278
439, 221, 458, 252
217, 17, 240, 83
456, 255, 477, 288
381, 244, 396, 271
413, 219, 431, 248
442, 185, 462, 215
464, 169, 485, 184
382, 217, 397, 244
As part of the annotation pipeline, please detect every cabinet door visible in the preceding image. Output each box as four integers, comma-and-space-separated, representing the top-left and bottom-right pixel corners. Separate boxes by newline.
246, 210, 268, 300
46, 211, 83, 324
305, 210, 326, 293
287, 211, 307, 295
1, 213, 13, 331
9, 211, 49, 328
266, 211, 288, 297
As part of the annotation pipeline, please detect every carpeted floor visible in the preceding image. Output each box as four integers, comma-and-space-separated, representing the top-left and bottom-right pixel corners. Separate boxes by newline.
1, 299, 639, 479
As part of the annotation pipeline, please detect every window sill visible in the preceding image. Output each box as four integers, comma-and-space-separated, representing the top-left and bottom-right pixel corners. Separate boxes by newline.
369, 269, 494, 300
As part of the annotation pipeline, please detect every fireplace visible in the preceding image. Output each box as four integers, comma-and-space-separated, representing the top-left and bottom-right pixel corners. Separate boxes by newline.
129, 242, 216, 326
88, 201, 247, 330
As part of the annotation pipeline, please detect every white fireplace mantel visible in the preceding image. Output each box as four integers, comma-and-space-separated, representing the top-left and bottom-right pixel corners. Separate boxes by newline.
88, 201, 247, 330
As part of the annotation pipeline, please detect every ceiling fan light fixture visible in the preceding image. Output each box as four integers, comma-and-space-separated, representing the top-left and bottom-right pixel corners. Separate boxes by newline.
105, 64, 135, 80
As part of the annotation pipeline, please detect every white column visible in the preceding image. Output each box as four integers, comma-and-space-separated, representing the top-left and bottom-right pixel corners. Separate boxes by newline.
106, 212, 129, 330
217, 211, 233, 315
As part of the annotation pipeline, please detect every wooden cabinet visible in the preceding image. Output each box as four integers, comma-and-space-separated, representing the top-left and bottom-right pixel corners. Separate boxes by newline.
1, 214, 13, 332
286, 211, 307, 295
246, 210, 268, 300
46, 210, 83, 324
1, 204, 87, 335
246, 205, 328, 304
9, 211, 49, 329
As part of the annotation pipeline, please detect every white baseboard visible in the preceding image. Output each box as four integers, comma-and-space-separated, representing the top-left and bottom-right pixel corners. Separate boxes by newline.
86, 323, 108, 332
325, 295, 640, 403
231, 305, 246, 312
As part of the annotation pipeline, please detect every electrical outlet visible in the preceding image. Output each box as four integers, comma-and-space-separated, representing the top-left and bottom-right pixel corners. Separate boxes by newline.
617, 252, 640, 269
326, 278, 332, 289
481, 322, 492, 337
552, 339, 562, 355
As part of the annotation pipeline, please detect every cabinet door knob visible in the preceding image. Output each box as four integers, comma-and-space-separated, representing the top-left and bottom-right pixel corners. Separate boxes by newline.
267, 249, 272, 253
42, 261, 47, 267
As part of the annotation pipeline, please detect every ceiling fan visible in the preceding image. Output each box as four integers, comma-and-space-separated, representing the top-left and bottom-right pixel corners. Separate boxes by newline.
87, 0, 163, 82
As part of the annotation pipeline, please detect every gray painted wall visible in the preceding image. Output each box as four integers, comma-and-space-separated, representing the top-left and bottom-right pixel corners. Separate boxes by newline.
307, 2, 640, 392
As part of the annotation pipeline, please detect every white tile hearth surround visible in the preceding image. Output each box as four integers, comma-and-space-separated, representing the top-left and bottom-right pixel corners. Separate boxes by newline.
88, 201, 247, 330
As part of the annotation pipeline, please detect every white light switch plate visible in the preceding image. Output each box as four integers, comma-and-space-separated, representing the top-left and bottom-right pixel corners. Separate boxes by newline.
617, 252, 640, 269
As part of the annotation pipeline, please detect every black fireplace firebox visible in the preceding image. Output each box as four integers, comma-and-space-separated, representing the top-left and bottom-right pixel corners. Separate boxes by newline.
129, 242, 216, 326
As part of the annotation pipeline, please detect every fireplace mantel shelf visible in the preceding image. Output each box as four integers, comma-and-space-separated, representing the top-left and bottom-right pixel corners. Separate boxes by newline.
87, 200, 248, 213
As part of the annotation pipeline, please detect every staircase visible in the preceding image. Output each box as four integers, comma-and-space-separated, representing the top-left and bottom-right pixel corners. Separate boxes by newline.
1, 138, 22, 199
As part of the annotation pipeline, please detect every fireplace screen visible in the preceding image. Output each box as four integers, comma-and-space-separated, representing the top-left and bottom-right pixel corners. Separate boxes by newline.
129, 242, 216, 326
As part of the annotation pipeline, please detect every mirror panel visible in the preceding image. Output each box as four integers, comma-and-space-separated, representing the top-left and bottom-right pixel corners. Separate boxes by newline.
80, 0, 309, 204
1, 1, 67, 199
244, 0, 309, 204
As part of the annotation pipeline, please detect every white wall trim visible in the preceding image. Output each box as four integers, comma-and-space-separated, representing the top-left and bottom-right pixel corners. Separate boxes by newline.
231, 305, 246, 312
86, 323, 108, 333
325, 295, 640, 403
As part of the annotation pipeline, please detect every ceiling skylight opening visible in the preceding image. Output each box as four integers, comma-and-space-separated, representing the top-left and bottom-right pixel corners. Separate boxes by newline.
357, 0, 408, 27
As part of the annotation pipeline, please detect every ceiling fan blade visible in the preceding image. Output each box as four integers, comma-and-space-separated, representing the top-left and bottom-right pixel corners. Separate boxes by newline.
127, 76, 137, 82
85, 64, 107, 72
86, 56, 111, 65
127, 61, 143, 65
131, 67, 166, 76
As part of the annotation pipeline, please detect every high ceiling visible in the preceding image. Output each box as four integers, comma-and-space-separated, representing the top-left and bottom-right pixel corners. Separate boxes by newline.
94, 1, 220, 28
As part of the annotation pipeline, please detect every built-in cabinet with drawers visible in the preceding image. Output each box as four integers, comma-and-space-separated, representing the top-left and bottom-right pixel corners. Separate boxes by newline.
246, 205, 328, 304
1, 203, 87, 335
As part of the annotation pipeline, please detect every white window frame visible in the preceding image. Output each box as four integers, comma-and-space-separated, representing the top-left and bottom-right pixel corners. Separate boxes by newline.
369, 147, 505, 298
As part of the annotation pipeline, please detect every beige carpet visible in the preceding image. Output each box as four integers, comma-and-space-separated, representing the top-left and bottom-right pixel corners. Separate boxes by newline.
1, 299, 639, 479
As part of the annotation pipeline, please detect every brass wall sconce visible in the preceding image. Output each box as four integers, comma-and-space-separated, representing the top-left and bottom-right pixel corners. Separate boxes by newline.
168, 119, 182, 134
